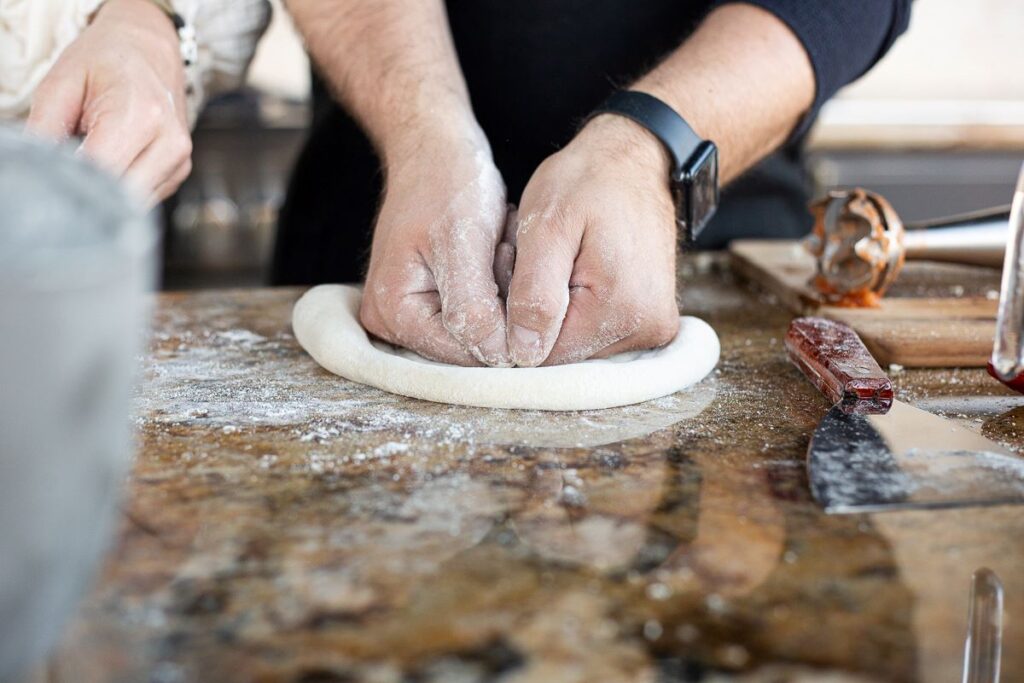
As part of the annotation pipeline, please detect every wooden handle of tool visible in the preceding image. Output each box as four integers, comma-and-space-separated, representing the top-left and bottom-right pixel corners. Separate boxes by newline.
785, 317, 894, 413
987, 361, 1024, 395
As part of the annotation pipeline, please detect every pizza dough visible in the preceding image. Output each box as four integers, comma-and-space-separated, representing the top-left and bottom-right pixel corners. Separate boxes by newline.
292, 285, 720, 411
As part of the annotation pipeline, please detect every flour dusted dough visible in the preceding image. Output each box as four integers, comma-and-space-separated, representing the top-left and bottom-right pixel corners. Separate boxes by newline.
292, 285, 720, 411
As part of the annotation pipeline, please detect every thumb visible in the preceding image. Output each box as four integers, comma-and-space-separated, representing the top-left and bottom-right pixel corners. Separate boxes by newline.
25, 71, 86, 141
505, 209, 582, 367
493, 206, 518, 299
433, 225, 511, 367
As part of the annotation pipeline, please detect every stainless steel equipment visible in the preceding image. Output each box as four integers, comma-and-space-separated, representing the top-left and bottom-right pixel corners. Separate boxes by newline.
990, 163, 1024, 388
962, 568, 1004, 683
806, 189, 1011, 304
786, 317, 1024, 513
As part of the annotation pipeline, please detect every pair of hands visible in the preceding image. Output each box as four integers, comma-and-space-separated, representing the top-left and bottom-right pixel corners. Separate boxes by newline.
362, 115, 682, 368
25, 0, 192, 207
27, 0, 682, 369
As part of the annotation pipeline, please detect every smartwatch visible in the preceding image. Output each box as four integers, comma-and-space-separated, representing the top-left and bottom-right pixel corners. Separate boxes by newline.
591, 91, 719, 242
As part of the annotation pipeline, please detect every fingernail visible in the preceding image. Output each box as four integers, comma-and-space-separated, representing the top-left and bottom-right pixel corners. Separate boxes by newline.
473, 327, 511, 367
510, 325, 544, 367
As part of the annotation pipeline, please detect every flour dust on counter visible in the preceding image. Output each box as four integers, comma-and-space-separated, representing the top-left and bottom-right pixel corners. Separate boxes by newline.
291, 285, 721, 411
139, 288, 721, 451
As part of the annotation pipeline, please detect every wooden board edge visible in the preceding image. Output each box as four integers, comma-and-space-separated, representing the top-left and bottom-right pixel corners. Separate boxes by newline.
729, 241, 820, 315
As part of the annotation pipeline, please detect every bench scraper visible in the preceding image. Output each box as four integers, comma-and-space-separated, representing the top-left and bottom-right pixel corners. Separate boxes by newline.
786, 317, 1024, 514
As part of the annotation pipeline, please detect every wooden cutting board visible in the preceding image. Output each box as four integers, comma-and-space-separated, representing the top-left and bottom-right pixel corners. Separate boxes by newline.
729, 239, 999, 367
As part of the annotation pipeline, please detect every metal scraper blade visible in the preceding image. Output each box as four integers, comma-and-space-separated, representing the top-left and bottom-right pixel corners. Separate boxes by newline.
807, 400, 1024, 513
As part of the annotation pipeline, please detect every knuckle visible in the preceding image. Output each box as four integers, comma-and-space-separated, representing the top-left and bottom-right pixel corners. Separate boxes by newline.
145, 100, 166, 125
508, 286, 566, 329
358, 300, 389, 341
178, 155, 193, 180
536, 205, 574, 233
541, 206, 583, 240
361, 278, 388, 312
35, 66, 76, 95
586, 277, 616, 304
131, 100, 165, 134
169, 131, 193, 162
441, 296, 498, 341
515, 201, 581, 245
32, 77, 60, 102
366, 276, 403, 316
645, 310, 680, 347
361, 276, 419, 342
608, 284, 678, 347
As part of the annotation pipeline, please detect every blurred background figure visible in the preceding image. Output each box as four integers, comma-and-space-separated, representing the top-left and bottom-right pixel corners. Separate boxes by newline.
1, 0, 269, 206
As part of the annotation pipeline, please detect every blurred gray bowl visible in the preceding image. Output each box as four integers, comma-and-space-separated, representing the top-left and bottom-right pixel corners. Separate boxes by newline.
0, 127, 158, 679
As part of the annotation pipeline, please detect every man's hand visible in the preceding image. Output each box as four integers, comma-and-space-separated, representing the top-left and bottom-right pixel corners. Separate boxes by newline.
507, 3, 814, 366
289, 0, 512, 366
360, 131, 511, 366
506, 115, 680, 367
25, 0, 192, 206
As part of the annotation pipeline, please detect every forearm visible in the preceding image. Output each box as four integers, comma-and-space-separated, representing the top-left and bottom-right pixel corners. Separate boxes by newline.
286, 0, 480, 165
634, 2, 815, 184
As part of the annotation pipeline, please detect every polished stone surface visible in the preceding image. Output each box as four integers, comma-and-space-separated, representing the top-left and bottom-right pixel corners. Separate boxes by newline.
50, 257, 1023, 682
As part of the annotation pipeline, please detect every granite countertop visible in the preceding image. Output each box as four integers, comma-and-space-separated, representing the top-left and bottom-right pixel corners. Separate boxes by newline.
47, 256, 1024, 682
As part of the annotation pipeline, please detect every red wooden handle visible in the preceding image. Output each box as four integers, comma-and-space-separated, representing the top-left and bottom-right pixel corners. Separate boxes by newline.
987, 362, 1024, 395
785, 317, 894, 414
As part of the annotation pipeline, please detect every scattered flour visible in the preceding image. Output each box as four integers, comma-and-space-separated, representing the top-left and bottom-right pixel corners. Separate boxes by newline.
136, 314, 719, 451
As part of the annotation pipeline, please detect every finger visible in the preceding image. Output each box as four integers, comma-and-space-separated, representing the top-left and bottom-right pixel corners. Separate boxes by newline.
493, 208, 518, 299
590, 315, 679, 359
430, 217, 512, 368
124, 129, 193, 204
147, 158, 193, 207
502, 204, 519, 248
25, 71, 86, 141
505, 208, 582, 367
545, 288, 681, 365
543, 286, 637, 365
77, 104, 161, 177
494, 242, 515, 300
361, 289, 482, 367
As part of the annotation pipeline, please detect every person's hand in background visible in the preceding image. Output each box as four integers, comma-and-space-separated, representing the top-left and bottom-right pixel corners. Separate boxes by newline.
25, 0, 191, 206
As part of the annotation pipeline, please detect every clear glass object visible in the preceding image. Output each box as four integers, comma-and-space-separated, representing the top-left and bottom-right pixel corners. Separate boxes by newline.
991, 162, 1024, 380
0, 127, 158, 679
962, 568, 1004, 683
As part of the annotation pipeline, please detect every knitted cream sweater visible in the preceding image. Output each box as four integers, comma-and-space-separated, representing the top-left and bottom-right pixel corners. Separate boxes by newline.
0, 0, 271, 126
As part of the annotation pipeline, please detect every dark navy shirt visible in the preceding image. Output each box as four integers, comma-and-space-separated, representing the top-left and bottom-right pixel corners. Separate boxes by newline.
445, 0, 910, 199
274, 1, 911, 284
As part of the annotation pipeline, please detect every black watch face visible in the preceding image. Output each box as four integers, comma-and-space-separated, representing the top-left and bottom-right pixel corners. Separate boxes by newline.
676, 142, 719, 241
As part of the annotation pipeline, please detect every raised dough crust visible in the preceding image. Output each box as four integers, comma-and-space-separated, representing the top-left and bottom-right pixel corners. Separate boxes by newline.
292, 285, 720, 411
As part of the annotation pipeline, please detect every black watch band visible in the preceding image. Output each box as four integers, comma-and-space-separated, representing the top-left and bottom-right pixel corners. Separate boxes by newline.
592, 91, 701, 178
590, 90, 720, 242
